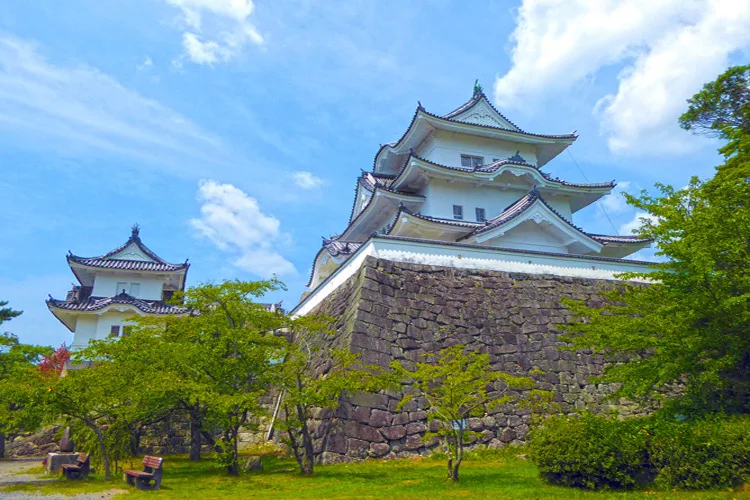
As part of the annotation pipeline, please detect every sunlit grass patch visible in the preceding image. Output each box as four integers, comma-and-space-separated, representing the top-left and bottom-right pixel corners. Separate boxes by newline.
1, 452, 748, 499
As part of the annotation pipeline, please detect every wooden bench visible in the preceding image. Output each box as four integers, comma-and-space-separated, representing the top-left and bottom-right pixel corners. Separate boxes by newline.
60, 452, 90, 480
124, 456, 164, 490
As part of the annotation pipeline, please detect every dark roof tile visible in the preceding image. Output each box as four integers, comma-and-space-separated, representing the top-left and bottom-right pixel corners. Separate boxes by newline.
47, 292, 187, 315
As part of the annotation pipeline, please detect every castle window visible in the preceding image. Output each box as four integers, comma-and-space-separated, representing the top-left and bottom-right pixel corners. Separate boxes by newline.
460, 155, 483, 168
476, 208, 486, 222
110, 325, 120, 337
122, 326, 133, 337
116, 282, 127, 294
453, 205, 464, 220
129, 283, 140, 297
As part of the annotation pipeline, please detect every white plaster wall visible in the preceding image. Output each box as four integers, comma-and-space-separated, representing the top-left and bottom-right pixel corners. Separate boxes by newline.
92, 274, 164, 299
480, 222, 569, 254
71, 316, 97, 349
416, 130, 538, 167
542, 196, 573, 221
418, 179, 574, 223
93, 311, 136, 340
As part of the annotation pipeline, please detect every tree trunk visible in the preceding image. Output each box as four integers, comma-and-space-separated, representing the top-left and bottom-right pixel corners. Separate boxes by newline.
128, 425, 141, 457
226, 430, 239, 476
452, 426, 464, 482
189, 406, 202, 461
92, 426, 110, 480
0, 432, 5, 459
297, 403, 314, 475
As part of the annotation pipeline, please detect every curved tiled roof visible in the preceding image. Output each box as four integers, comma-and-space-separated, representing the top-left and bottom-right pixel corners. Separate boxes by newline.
47, 292, 187, 315
67, 256, 188, 272
372, 103, 577, 171
68, 225, 188, 271
589, 234, 654, 244
443, 91, 523, 131
391, 153, 614, 191
323, 238, 363, 257
392, 205, 482, 230
470, 188, 590, 238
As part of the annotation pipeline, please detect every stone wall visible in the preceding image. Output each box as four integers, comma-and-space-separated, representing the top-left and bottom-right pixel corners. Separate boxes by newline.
307, 256, 644, 463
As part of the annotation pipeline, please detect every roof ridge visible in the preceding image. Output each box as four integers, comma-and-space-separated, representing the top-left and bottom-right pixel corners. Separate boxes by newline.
373, 105, 578, 173
443, 91, 524, 132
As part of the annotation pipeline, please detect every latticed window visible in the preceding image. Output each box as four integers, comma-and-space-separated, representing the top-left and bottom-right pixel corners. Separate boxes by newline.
110, 325, 120, 338
476, 207, 486, 222
453, 205, 464, 220
460, 155, 483, 168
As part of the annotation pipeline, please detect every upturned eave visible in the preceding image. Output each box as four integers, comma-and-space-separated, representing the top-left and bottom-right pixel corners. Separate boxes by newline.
373, 108, 577, 175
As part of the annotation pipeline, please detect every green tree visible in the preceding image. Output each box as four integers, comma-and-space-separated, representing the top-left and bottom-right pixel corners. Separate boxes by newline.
391, 345, 538, 481
0, 302, 49, 458
73, 331, 197, 470
564, 66, 750, 414
44, 358, 146, 479
0, 300, 22, 326
275, 319, 384, 475
680, 64, 750, 140
0, 334, 49, 458
127, 280, 287, 475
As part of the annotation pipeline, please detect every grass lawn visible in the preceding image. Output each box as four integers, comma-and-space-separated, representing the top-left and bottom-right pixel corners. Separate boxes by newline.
4, 450, 749, 499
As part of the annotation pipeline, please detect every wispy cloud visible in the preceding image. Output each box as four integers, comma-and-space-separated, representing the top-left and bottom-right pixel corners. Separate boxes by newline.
190, 180, 296, 278
291, 171, 323, 190
598, 181, 633, 215
0, 33, 223, 169
495, 0, 750, 155
619, 211, 658, 236
165, 0, 264, 66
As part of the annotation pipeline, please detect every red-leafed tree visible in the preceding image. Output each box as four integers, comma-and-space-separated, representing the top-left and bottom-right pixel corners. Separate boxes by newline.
38, 345, 70, 377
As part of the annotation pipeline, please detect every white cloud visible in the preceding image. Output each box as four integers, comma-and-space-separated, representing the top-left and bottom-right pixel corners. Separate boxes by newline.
291, 171, 323, 190
619, 211, 658, 236
190, 180, 296, 278
137, 56, 153, 71
165, 0, 263, 66
598, 181, 632, 214
0, 33, 222, 168
495, 0, 750, 154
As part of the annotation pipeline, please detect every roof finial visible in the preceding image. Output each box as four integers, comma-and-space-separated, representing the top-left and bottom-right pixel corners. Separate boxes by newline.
473, 79, 483, 96
131, 223, 140, 238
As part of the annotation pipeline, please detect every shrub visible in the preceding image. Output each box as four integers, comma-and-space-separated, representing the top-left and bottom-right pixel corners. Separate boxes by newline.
648, 415, 750, 490
530, 413, 652, 490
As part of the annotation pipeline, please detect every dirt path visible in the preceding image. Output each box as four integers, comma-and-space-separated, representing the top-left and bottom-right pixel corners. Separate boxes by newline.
0, 459, 125, 499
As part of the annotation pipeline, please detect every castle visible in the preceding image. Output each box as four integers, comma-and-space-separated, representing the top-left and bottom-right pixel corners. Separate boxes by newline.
46, 225, 190, 350
296, 82, 651, 317
289, 84, 656, 462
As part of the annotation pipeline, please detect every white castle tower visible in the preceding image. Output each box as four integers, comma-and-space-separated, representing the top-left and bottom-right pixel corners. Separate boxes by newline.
296, 83, 652, 315
47, 225, 189, 349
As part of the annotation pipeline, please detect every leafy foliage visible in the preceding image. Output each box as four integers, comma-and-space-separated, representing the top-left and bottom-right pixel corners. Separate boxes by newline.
121, 280, 289, 475
530, 413, 652, 490
0, 303, 50, 457
648, 415, 750, 490
391, 345, 540, 481
562, 66, 750, 412
275, 318, 385, 474
38, 345, 70, 377
0, 300, 22, 326
680, 64, 750, 140
531, 412, 750, 491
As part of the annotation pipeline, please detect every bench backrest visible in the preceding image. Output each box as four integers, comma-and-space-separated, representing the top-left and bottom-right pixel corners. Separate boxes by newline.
142, 456, 163, 470
77, 452, 88, 464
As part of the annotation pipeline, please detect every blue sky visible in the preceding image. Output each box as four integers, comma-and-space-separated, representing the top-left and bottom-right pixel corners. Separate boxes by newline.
1, 0, 748, 347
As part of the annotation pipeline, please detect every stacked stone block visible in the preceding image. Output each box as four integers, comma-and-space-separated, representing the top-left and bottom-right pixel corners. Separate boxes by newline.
308, 256, 642, 463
